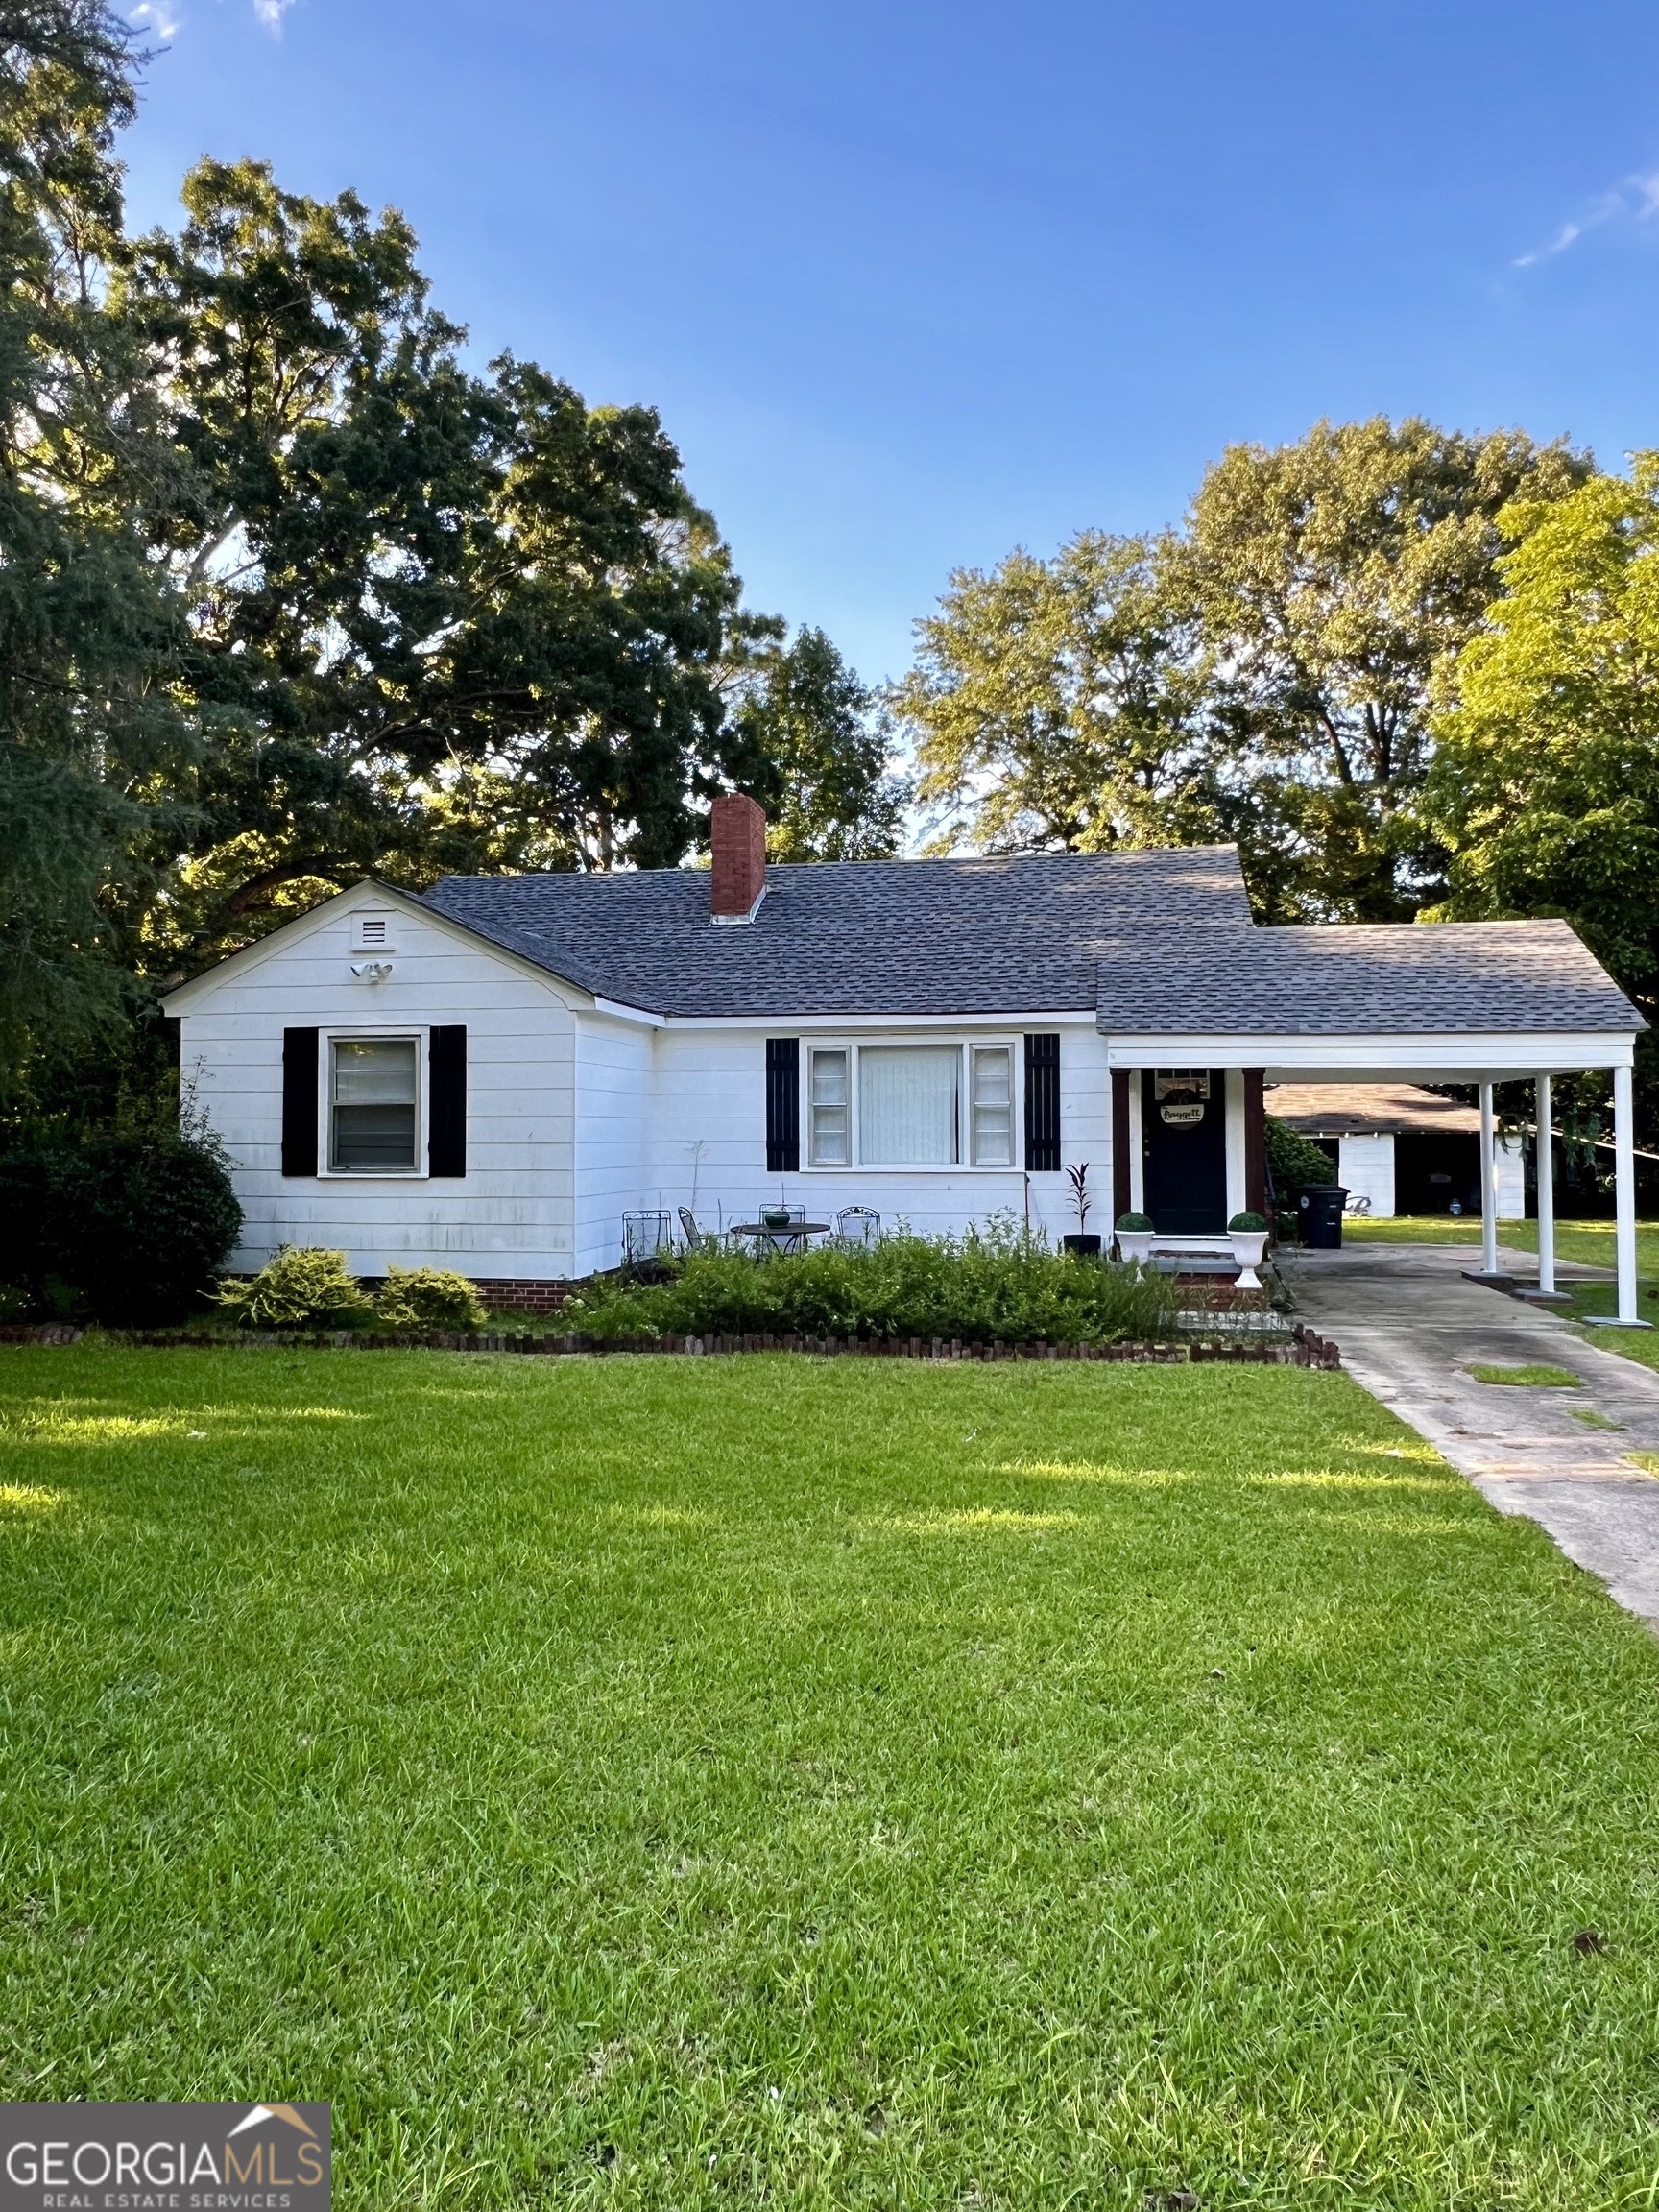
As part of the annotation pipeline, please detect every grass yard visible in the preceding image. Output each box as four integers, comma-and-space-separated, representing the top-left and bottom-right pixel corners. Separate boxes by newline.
6, 1348, 1659, 2208
1343, 1214, 1659, 1276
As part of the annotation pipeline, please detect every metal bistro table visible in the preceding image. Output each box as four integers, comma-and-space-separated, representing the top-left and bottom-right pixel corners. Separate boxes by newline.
729, 1218, 833, 1257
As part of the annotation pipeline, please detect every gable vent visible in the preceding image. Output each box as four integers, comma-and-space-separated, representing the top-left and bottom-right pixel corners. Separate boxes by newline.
351, 913, 395, 952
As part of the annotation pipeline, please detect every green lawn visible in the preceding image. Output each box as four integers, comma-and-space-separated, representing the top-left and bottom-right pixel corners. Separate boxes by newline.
1343, 1214, 1659, 1276
5, 1348, 1659, 2207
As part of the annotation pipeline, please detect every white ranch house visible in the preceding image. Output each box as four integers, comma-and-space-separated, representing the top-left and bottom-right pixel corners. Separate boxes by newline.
165, 795, 1649, 1319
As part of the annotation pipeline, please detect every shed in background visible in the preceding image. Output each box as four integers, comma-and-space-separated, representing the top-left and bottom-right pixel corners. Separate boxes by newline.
1264, 1083, 1525, 1219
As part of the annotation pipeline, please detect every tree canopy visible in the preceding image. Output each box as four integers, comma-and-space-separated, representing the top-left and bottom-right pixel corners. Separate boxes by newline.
0, 11, 901, 1098
0, 0, 185, 1075
894, 418, 1592, 921
892, 532, 1214, 857
1425, 457, 1659, 1024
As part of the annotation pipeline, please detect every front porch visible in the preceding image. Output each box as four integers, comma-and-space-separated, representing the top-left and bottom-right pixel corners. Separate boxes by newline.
1096, 912, 1648, 1326
1103, 1041, 1648, 1327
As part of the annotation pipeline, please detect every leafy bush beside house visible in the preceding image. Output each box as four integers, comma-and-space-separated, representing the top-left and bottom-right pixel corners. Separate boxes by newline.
561, 1224, 1184, 1346
0, 1135, 242, 1324
1265, 1116, 1339, 1193
373, 1267, 488, 1331
215, 1248, 373, 1330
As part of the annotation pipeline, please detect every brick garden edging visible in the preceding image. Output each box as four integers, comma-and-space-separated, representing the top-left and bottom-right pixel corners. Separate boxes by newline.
0, 1323, 1341, 1367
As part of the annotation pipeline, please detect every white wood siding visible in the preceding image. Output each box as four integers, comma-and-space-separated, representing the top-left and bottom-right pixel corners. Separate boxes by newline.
574, 1016, 657, 1276
1337, 1133, 1396, 1217
177, 899, 577, 1277
1495, 1134, 1526, 1220
644, 1022, 1112, 1249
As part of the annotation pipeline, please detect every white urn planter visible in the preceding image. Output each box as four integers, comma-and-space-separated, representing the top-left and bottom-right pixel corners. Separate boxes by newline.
1115, 1229, 1155, 1266
1229, 1230, 1269, 1290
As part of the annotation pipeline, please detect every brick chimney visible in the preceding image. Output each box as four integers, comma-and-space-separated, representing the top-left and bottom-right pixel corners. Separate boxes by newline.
709, 792, 767, 923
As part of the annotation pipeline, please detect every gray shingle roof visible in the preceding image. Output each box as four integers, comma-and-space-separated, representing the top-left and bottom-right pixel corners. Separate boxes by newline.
420, 852, 1641, 1034
421, 846, 1254, 1017
1094, 919, 1644, 1035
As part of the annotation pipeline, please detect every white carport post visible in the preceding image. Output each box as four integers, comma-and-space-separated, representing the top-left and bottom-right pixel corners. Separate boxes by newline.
1615, 1062, 1641, 1325
1535, 1073, 1555, 1298
1479, 1081, 1500, 1277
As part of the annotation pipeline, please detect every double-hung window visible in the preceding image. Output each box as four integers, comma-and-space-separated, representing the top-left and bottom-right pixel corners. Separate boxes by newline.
969, 1045, 1014, 1166
329, 1037, 419, 1172
805, 1041, 1020, 1167
808, 1047, 850, 1166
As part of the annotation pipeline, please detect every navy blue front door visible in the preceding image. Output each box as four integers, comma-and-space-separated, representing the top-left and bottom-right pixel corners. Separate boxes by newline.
1142, 1070, 1228, 1234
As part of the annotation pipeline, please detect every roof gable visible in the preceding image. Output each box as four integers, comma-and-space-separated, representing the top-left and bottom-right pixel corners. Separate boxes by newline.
161, 878, 590, 1015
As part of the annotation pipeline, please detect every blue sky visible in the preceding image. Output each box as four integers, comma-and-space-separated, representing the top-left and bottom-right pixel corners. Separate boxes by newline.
120, 0, 1659, 685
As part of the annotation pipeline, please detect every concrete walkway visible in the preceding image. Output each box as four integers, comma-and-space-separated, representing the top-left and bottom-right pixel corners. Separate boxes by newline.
1280, 1240, 1659, 1628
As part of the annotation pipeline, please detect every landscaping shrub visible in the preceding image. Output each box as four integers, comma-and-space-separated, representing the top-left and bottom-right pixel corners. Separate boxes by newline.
373, 1266, 488, 1330
561, 1218, 1184, 1345
1265, 1115, 1339, 1192
216, 1247, 373, 1329
0, 1135, 242, 1324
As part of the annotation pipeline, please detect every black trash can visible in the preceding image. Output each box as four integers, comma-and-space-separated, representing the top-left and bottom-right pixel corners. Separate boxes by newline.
1297, 1185, 1349, 1249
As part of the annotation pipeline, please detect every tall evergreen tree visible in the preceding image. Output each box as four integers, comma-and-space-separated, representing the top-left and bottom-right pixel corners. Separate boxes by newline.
0, 0, 184, 1087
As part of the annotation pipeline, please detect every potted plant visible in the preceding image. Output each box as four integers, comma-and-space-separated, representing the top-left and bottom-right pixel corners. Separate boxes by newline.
1228, 1209, 1270, 1288
1062, 1163, 1101, 1254
1114, 1211, 1154, 1265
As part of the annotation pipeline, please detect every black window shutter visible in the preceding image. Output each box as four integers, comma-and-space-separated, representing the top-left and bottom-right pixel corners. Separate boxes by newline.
765, 1038, 800, 1172
428, 1025, 468, 1177
1023, 1033, 1061, 1171
281, 1027, 319, 1177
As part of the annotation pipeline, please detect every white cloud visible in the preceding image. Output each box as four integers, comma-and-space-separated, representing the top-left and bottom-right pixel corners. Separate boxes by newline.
252, 0, 295, 30
129, 0, 181, 38
1514, 172, 1659, 267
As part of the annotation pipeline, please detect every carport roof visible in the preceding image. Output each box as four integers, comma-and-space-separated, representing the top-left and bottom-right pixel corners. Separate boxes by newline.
1096, 919, 1645, 1036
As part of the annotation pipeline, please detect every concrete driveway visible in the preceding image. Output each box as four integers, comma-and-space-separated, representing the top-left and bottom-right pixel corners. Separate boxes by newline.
1280, 1240, 1659, 1627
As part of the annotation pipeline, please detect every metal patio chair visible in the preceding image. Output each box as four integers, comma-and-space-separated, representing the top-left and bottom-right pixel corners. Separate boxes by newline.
834, 1205, 881, 1249
622, 1210, 674, 1266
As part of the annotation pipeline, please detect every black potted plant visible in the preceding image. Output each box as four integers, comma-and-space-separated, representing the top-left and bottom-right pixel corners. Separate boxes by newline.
1062, 1163, 1101, 1255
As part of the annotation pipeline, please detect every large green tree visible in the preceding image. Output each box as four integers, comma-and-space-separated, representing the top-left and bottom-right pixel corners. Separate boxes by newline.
0, 0, 186, 1086
122, 162, 754, 959
892, 531, 1216, 855
1176, 417, 1590, 920
1424, 456, 1659, 1026
724, 620, 905, 860
895, 421, 1591, 917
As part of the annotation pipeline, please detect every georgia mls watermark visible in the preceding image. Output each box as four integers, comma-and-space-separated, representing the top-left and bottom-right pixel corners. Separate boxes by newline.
0, 2104, 328, 2212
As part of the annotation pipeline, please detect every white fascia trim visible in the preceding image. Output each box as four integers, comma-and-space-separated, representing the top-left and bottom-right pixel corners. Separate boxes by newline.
1102, 1029, 1639, 1073
161, 878, 594, 1015
591, 996, 668, 1027
659, 1007, 1094, 1033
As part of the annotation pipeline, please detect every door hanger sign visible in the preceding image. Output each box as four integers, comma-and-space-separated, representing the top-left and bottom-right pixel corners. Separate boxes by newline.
1153, 1070, 1210, 1128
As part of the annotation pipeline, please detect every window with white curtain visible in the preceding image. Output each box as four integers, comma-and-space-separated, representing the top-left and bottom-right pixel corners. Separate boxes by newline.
970, 1046, 1014, 1166
858, 1046, 960, 1165
808, 1047, 850, 1166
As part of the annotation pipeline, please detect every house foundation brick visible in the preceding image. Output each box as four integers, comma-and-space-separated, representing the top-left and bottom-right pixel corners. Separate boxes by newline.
467, 1278, 578, 1314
